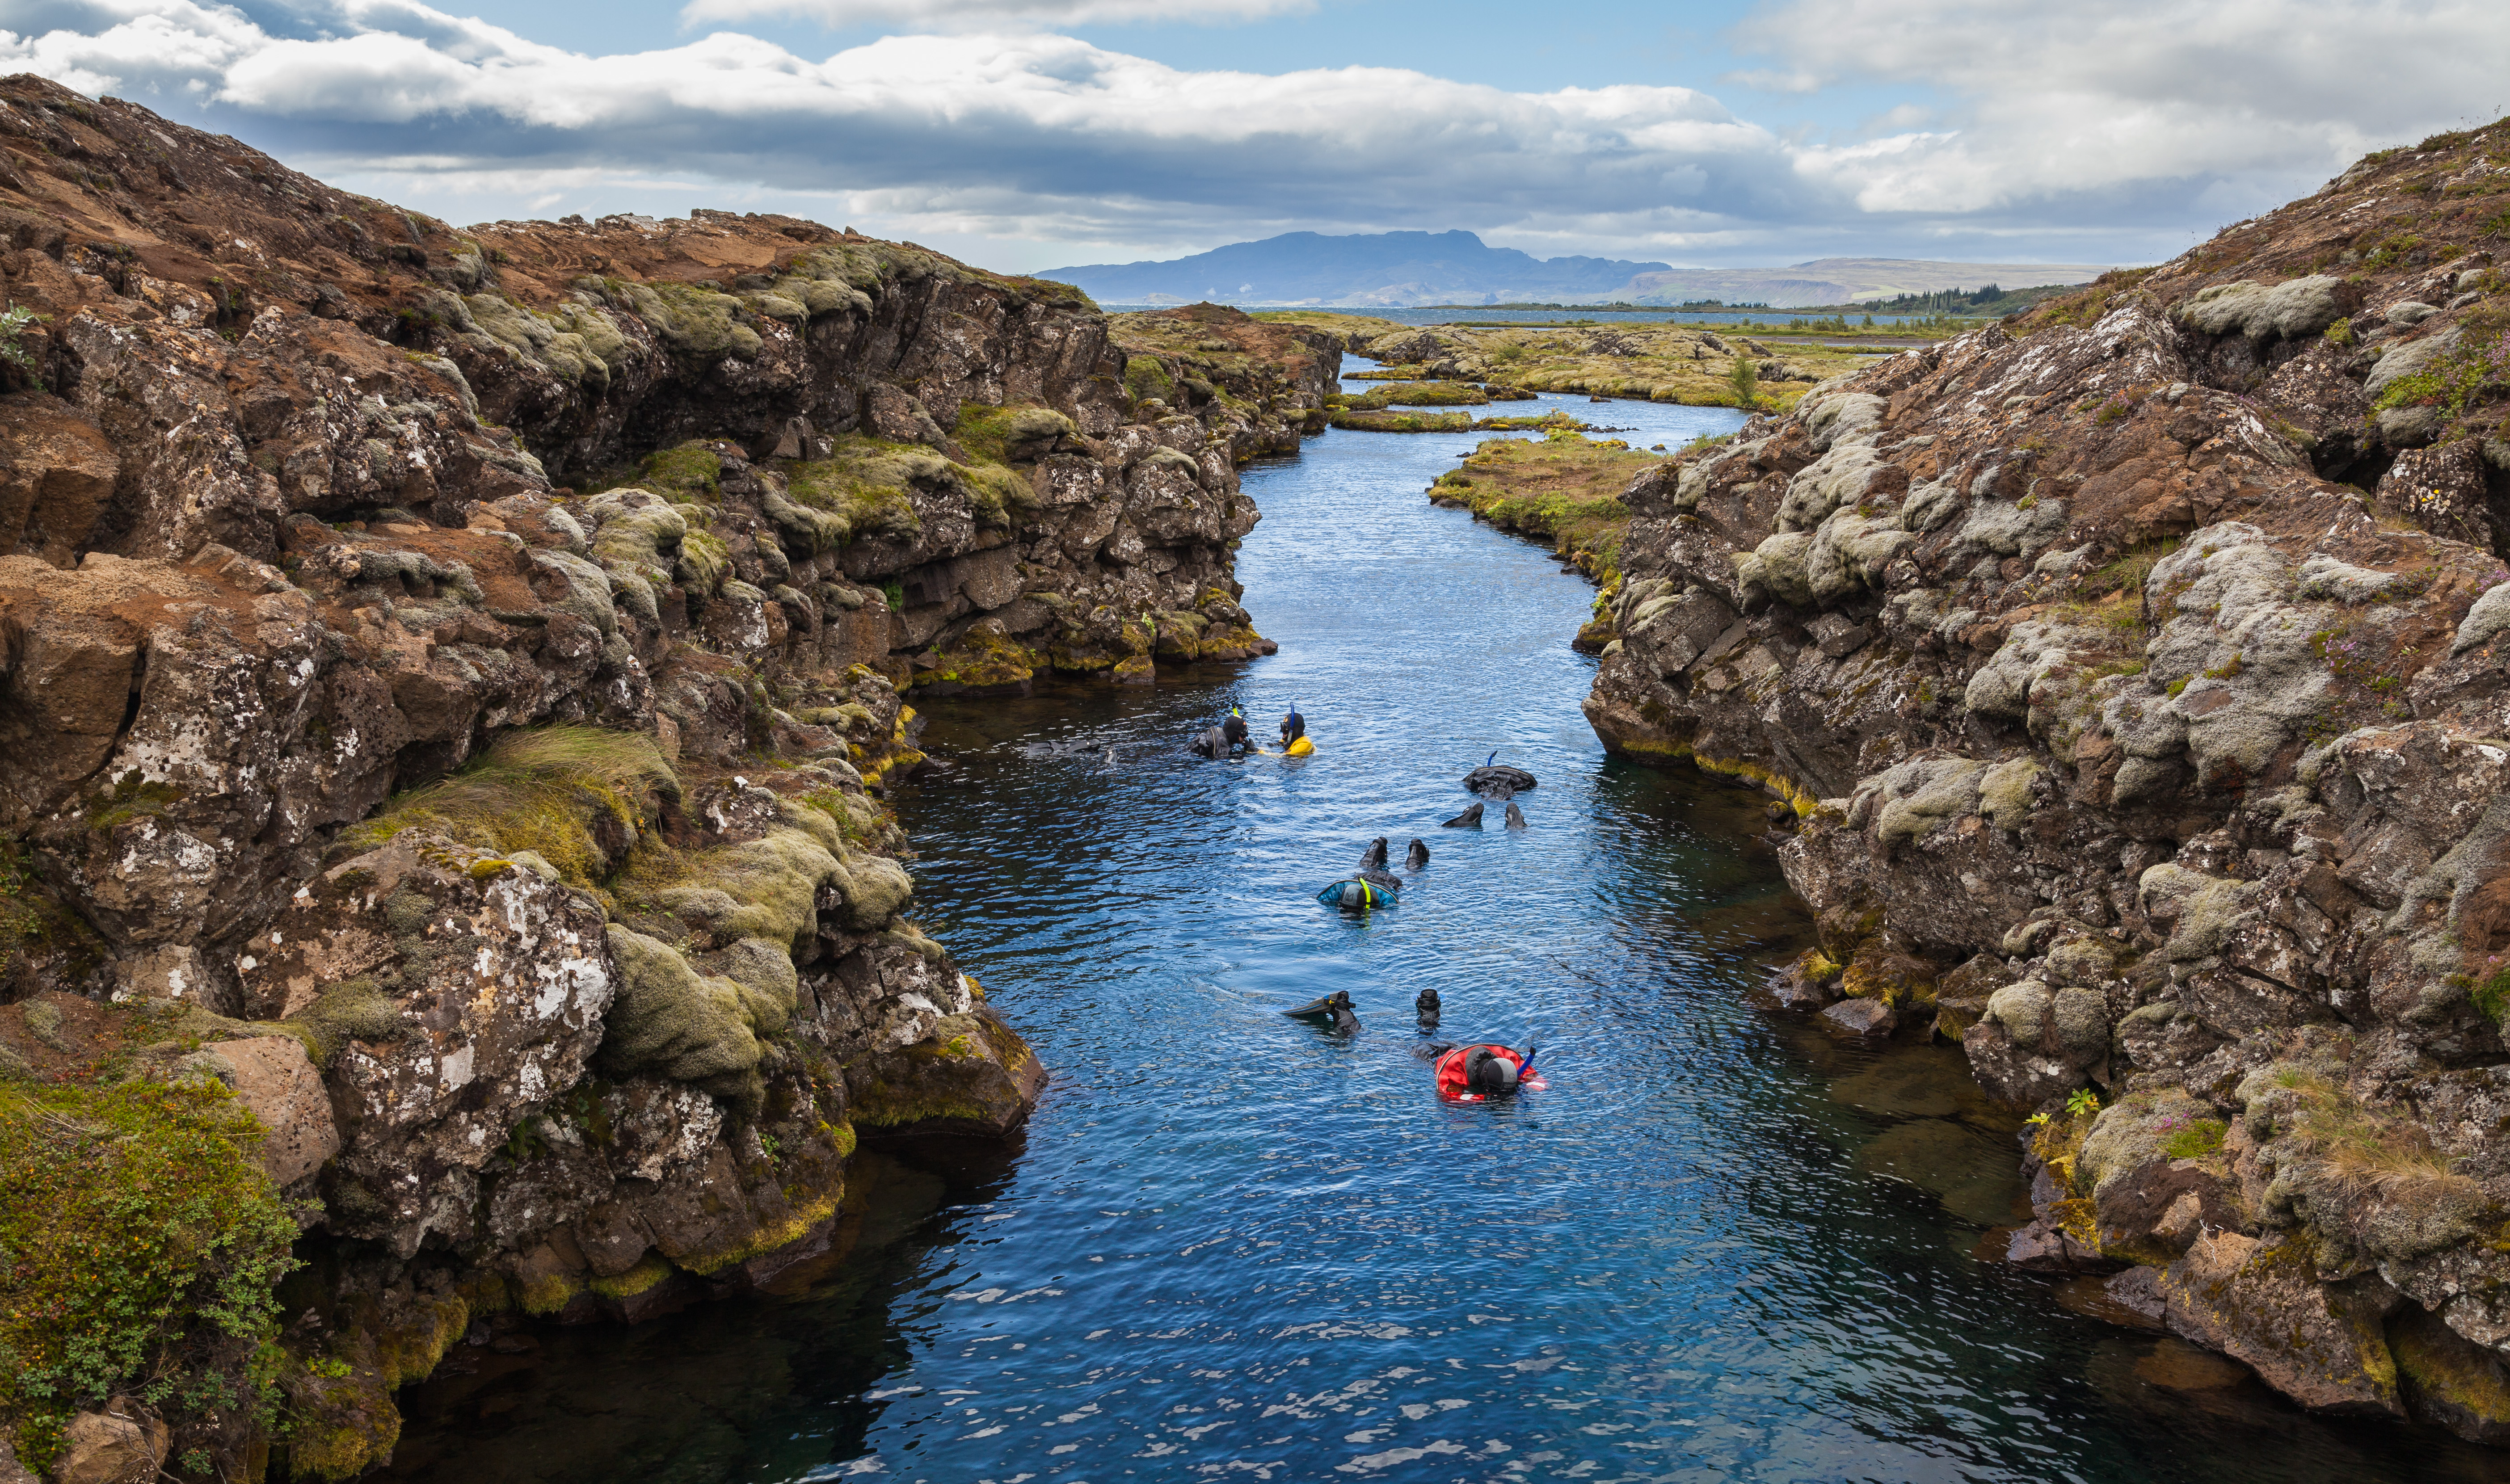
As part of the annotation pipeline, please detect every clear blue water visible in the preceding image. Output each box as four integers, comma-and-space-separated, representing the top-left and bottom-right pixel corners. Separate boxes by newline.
378, 394, 2510, 1484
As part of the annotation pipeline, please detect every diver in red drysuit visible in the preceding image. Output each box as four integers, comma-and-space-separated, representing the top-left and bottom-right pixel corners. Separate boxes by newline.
1423, 1042, 1537, 1101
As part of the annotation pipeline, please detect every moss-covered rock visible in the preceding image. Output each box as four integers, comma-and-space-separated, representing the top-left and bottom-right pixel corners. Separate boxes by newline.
1330, 408, 1472, 433
638, 442, 723, 502
850, 1002, 1047, 1140
336, 725, 677, 890
1343, 380, 1490, 409
913, 621, 1038, 696
2392, 1302, 2510, 1443
601, 925, 772, 1102
592, 278, 762, 362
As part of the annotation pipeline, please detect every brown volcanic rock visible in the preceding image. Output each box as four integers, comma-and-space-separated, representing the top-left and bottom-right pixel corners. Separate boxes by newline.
1586, 114, 2510, 1434
0, 72, 1324, 708
2159, 1230, 2405, 1418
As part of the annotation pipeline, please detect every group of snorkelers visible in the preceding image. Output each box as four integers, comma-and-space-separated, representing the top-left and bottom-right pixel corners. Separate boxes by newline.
1216, 709, 1541, 1102
1286, 986, 1542, 1102
1189, 703, 1308, 759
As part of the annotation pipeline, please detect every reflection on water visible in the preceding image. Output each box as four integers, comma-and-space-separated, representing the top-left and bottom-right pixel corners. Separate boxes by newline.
381, 395, 2510, 1484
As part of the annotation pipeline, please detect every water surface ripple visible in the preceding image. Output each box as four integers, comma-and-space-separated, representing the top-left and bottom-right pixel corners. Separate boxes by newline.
383, 393, 2506, 1484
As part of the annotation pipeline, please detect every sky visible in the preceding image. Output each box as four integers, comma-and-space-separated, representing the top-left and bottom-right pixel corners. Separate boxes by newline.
4, 0, 2506, 278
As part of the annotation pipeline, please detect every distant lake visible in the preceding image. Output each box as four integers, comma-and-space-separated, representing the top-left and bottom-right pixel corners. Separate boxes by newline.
1100, 303, 1965, 329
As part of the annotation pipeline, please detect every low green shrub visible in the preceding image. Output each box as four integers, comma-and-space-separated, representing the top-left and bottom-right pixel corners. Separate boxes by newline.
0, 1082, 298, 1471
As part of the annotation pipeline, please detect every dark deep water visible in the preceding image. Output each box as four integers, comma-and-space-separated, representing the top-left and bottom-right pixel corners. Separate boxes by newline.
380, 391, 2510, 1483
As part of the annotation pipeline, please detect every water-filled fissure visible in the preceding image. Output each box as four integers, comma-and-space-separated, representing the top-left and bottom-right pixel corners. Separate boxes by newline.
379, 390, 2497, 1484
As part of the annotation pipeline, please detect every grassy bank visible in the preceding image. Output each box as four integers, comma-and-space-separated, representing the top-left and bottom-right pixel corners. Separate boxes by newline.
1426, 430, 1666, 645
1259, 311, 1900, 413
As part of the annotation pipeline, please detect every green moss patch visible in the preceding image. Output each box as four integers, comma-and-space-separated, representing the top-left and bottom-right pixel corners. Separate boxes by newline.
1343, 380, 1490, 409
952, 402, 1074, 467
0, 1082, 298, 1470
1123, 354, 1175, 404
1330, 409, 1472, 433
783, 434, 1028, 542
592, 279, 762, 362
339, 726, 677, 888
638, 442, 722, 502
2163, 1118, 2230, 1161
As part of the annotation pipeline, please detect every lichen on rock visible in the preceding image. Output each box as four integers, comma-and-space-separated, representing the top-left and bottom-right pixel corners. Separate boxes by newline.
1574, 111, 2510, 1442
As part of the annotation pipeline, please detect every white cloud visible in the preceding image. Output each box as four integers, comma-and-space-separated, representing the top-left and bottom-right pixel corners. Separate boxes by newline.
4, 0, 2503, 270
1739, 0, 2507, 215
4, 0, 1821, 255
683, 0, 1315, 31
1720, 67, 1818, 94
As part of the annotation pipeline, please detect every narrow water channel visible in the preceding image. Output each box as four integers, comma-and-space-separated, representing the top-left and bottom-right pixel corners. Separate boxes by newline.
379, 391, 2508, 1483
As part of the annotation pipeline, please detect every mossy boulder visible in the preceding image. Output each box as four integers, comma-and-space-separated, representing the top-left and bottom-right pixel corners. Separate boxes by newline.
2075, 1090, 2245, 1262
850, 1002, 1047, 1141
1329, 409, 1472, 433
913, 621, 1037, 696
600, 925, 773, 1106
2392, 1302, 2510, 1443
594, 278, 762, 362
2158, 1230, 2404, 1418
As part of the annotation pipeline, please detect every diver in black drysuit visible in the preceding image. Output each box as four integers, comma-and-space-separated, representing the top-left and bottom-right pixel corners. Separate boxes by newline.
1280, 706, 1306, 748
1192, 707, 1252, 758
1285, 988, 1360, 1034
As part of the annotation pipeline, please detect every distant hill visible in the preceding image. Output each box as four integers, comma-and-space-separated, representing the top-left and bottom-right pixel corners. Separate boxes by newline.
1037, 231, 1668, 307
1036, 233, 2116, 309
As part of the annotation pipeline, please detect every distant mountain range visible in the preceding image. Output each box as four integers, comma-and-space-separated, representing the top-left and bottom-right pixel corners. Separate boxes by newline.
1040, 231, 1666, 308
1036, 231, 2116, 309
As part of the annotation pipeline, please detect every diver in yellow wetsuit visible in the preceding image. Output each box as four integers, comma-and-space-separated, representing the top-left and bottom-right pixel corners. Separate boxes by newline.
1279, 704, 1314, 757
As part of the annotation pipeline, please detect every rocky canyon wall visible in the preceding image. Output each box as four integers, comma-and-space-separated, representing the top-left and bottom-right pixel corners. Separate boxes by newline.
0, 74, 1330, 1482
1585, 119, 2510, 1439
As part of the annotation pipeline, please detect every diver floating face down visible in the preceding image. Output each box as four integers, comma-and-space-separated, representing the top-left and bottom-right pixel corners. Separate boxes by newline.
1427, 1042, 1537, 1101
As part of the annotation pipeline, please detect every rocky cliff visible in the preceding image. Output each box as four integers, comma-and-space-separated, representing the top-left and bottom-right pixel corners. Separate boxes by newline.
0, 73, 1331, 1483
1589, 120, 2510, 1438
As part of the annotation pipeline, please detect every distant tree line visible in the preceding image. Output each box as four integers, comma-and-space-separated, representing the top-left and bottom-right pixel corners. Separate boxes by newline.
1846, 283, 2079, 316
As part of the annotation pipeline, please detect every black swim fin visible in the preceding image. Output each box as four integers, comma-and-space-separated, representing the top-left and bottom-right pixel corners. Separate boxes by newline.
1442, 802, 1483, 828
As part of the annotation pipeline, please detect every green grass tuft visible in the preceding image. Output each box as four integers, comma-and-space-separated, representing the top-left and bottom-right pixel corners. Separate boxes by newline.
2162, 1118, 2228, 1160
